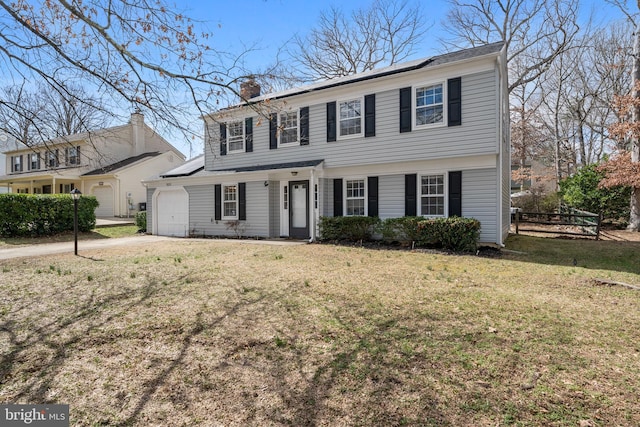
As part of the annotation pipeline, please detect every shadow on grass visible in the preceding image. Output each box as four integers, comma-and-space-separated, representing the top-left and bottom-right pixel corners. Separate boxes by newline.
503, 233, 640, 276
0, 231, 110, 246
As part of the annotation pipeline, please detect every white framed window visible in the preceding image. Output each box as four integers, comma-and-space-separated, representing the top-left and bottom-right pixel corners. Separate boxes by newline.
279, 111, 299, 145
420, 174, 445, 217
227, 121, 244, 153
339, 98, 363, 138
345, 179, 366, 216
11, 155, 22, 172
47, 150, 59, 168
415, 83, 444, 127
29, 153, 40, 170
66, 146, 81, 165
223, 184, 238, 219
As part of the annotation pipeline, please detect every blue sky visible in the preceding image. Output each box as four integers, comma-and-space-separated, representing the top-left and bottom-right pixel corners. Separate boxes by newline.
180, 0, 628, 75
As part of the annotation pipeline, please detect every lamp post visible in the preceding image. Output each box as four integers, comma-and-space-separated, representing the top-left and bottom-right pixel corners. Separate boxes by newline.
70, 188, 82, 256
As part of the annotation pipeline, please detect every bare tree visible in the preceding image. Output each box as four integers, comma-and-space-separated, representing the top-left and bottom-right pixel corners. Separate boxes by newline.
444, 0, 580, 94
288, 0, 427, 81
0, 85, 45, 145
0, 0, 261, 155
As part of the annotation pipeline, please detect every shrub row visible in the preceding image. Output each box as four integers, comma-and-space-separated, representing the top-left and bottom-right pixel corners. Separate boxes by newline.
0, 194, 98, 237
319, 215, 481, 252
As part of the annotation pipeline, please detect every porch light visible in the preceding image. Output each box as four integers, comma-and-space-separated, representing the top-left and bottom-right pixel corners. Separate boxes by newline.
70, 188, 82, 255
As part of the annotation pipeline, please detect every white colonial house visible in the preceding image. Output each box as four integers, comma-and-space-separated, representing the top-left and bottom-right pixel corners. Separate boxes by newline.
0, 113, 185, 217
144, 42, 510, 244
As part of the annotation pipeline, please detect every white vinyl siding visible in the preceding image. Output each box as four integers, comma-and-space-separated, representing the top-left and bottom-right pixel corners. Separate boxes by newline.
204, 70, 497, 171
462, 168, 498, 243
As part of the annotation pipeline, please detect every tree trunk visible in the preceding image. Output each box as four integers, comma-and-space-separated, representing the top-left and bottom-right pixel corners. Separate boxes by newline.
629, 9, 640, 231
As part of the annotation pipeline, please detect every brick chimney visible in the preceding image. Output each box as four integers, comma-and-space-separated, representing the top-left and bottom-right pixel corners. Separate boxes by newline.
240, 79, 261, 100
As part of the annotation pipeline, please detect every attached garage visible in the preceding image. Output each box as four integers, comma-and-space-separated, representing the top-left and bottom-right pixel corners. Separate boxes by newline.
155, 188, 189, 237
92, 185, 114, 217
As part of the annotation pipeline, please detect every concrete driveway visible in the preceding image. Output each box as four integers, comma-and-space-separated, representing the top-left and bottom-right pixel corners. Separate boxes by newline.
0, 235, 307, 260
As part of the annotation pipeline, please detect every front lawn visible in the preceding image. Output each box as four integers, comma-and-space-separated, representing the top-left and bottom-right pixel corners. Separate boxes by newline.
0, 236, 639, 426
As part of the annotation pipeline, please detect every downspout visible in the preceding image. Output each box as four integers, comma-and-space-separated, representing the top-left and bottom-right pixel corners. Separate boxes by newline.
309, 168, 316, 243
496, 46, 507, 247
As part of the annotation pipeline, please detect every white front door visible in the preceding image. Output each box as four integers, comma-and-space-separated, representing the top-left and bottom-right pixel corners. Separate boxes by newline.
289, 180, 309, 239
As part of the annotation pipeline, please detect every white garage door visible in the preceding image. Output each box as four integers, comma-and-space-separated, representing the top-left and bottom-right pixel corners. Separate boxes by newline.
156, 189, 188, 237
92, 186, 114, 217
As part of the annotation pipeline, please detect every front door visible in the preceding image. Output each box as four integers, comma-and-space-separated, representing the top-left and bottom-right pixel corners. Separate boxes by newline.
289, 180, 309, 239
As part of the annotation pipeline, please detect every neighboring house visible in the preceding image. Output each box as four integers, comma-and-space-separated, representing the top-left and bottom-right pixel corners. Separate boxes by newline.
0, 113, 185, 217
511, 159, 557, 194
144, 42, 510, 245
0, 134, 25, 194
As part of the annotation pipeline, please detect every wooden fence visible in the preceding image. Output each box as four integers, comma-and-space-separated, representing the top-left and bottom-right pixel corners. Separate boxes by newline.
513, 207, 601, 240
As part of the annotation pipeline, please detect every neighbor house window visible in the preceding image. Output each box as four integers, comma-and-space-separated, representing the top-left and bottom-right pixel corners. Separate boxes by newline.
47, 150, 59, 168
66, 146, 81, 165
279, 111, 298, 145
11, 155, 22, 172
227, 121, 244, 153
223, 184, 238, 219
339, 99, 362, 138
420, 174, 445, 216
29, 153, 40, 170
415, 83, 444, 126
345, 179, 366, 216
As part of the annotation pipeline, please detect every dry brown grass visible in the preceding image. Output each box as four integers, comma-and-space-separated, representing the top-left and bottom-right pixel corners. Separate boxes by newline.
1, 237, 639, 426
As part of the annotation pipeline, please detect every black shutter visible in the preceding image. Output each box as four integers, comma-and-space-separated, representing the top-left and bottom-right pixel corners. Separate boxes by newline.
76, 146, 81, 165
327, 101, 337, 142
269, 113, 278, 149
405, 174, 417, 216
214, 184, 222, 220
300, 107, 309, 145
448, 77, 462, 127
333, 178, 343, 217
367, 176, 378, 217
245, 118, 253, 152
365, 94, 376, 137
219, 123, 227, 156
399, 87, 412, 133
448, 171, 462, 217
238, 182, 246, 220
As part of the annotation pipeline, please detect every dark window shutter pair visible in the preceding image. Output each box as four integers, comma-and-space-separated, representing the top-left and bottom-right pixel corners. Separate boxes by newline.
404, 172, 462, 217
215, 183, 246, 220
333, 177, 378, 217
219, 124, 227, 156
399, 78, 462, 132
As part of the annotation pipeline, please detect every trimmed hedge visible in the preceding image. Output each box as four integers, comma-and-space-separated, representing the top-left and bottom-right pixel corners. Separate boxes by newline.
0, 194, 98, 237
319, 215, 481, 252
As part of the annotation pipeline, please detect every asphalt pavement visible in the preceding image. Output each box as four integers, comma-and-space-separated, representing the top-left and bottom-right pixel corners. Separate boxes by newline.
0, 235, 306, 260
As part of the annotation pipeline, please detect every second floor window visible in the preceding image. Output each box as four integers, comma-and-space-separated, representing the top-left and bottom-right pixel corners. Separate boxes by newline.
11, 155, 22, 173
339, 99, 362, 138
279, 111, 298, 145
415, 83, 444, 126
66, 146, 81, 166
47, 150, 59, 168
29, 153, 40, 170
227, 121, 244, 153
